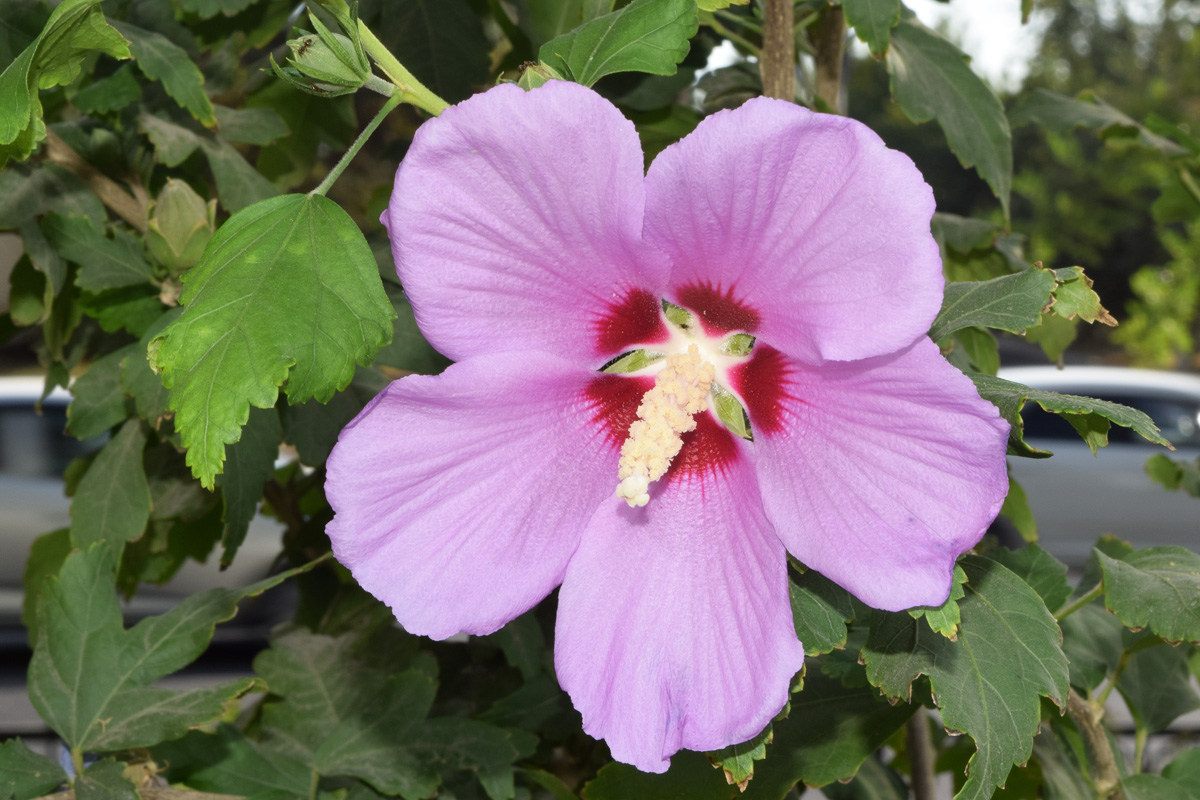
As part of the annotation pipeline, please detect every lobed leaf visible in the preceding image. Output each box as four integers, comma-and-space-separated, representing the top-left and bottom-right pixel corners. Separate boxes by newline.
1009, 88, 1188, 157
42, 213, 156, 292
69, 419, 151, 548
215, 405, 282, 567
790, 569, 855, 656
539, 0, 698, 87
886, 16, 1012, 219
28, 546, 320, 755
862, 557, 1069, 800
66, 345, 136, 440
0, 738, 68, 800
741, 669, 915, 796
1099, 547, 1200, 643
149, 194, 395, 487
0, 0, 129, 166
111, 20, 214, 126
841, 0, 901, 59
908, 564, 967, 640
969, 372, 1170, 457
930, 268, 1056, 341
582, 750, 738, 799
1116, 638, 1200, 733
986, 544, 1071, 612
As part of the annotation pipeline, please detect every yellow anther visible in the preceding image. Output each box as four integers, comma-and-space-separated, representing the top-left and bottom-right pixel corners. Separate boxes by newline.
615, 344, 716, 507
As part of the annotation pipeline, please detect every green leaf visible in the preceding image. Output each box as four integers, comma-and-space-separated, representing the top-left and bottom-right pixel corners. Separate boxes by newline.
75, 759, 139, 800
178, 0, 258, 19
1060, 604, 1122, 692
987, 544, 1071, 611
1146, 454, 1200, 498
112, 20, 214, 126
821, 756, 907, 800
862, 556, 1069, 800
0, 164, 105, 229
518, 0, 585, 48
998, 476, 1037, 542
66, 345, 136, 439
421, 718, 536, 800
21, 528, 72, 647
1099, 547, 1200, 643
0, 0, 130, 166
1008, 88, 1188, 157
841, 0, 900, 59
539, 0, 698, 87
73, 64, 142, 114
216, 405, 282, 567
1163, 749, 1200, 798
155, 724, 311, 797
121, 308, 182, 427
908, 564, 966, 640
213, 105, 288, 145
969, 373, 1170, 457
149, 194, 395, 488
0, 738, 68, 800
69, 419, 151, 548
741, 669, 915, 796
280, 369, 385, 466
1049, 266, 1117, 326
198, 138, 280, 213
930, 268, 1056, 341
254, 628, 440, 798
19, 219, 66, 310
931, 212, 998, 254
375, 0, 491, 104
707, 725, 771, 791
886, 16, 1012, 219
139, 114, 278, 213
1023, 310, 1078, 363
485, 609, 546, 681
28, 545, 320, 754
1117, 639, 1200, 734
582, 750, 738, 800
42, 213, 156, 292
790, 569, 854, 656
1124, 774, 1196, 800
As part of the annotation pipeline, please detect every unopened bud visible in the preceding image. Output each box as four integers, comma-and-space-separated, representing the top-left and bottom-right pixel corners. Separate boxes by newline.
145, 179, 215, 273
271, 13, 371, 97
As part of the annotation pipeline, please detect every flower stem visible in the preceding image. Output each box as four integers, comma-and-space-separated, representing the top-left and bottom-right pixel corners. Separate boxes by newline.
357, 21, 448, 116
1065, 689, 1122, 799
1055, 583, 1103, 621
811, 4, 846, 112
310, 93, 403, 197
906, 707, 936, 800
1133, 728, 1148, 774
761, 0, 795, 101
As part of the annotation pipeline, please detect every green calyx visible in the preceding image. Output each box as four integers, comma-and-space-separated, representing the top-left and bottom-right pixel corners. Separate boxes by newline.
517, 62, 566, 91
271, 12, 373, 97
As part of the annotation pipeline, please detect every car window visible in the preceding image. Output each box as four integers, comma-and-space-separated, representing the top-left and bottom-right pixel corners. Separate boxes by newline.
1020, 391, 1200, 447
0, 402, 107, 478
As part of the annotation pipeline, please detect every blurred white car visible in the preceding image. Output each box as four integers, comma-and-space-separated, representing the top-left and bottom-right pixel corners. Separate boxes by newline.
998, 365, 1200, 568
0, 375, 284, 627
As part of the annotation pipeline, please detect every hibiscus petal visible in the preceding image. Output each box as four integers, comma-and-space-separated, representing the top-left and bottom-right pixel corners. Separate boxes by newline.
643, 97, 942, 363
386, 81, 670, 364
555, 419, 804, 773
326, 351, 623, 639
740, 338, 1010, 611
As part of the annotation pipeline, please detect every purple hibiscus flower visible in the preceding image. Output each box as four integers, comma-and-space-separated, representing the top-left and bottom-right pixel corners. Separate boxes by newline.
326, 80, 1009, 773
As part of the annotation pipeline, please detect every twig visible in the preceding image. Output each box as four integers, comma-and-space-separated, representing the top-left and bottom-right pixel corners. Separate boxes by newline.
1065, 689, 1123, 799
906, 707, 936, 800
37, 790, 242, 800
811, 4, 846, 112
761, 0, 795, 101
42, 130, 148, 233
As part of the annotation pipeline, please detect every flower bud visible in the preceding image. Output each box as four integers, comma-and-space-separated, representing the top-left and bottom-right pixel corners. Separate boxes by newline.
517, 62, 565, 91
271, 14, 371, 97
145, 179, 215, 273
